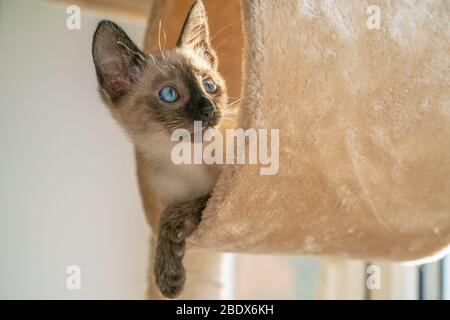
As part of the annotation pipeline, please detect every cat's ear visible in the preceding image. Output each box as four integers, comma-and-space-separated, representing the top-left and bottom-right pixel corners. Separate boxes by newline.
177, 1, 217, 68
92, 20, 146, 103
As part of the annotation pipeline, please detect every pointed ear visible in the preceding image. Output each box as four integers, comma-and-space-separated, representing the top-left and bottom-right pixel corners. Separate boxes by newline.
177, 1, 217, 68
92, 20, 146, 103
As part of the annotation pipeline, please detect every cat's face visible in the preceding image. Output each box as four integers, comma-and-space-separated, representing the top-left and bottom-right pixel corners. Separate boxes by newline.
92, 1, 227, 144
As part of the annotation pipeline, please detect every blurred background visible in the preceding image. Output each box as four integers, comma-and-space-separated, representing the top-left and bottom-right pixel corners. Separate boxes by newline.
0, 0, 448, 299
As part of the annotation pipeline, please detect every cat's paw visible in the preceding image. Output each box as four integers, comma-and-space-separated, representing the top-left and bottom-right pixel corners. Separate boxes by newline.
154, 239, 186, 299
158, 272, 185, 299
166, 208, 203, 243
166, 217, 200, 243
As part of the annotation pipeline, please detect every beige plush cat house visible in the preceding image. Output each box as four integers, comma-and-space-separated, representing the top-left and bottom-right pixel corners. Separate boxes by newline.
142, 0, 450, 297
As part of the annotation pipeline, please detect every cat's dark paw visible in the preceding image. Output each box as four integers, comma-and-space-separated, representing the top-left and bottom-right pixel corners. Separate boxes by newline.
154, 239, 186, 299
155, 262, 186, 299
160, 204, 201, 243
165, 221, 187, 243
181, 210, 202, 237
166, 216, 201, 243
158, 272, 185, 299
154, 195, 209, 298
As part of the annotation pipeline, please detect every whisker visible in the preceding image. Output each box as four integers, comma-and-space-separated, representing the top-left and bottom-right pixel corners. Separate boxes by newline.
147, 53, 167, 74
147, 53, 157, 64
211, 23, 236, 42
116, 41, 147, 63
163, 29, 167, 51
218, 49, 239, 58
224, 98, 242, 109
158, 20, 166, 62
214, 34, 241, 51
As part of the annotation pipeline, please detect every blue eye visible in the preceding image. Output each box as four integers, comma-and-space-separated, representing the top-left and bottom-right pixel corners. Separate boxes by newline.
159, 86, 179, 103
203, 78, 218, 94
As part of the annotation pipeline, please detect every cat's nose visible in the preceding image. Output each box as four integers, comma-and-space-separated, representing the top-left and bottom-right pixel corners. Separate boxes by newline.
198, 97, 215, 123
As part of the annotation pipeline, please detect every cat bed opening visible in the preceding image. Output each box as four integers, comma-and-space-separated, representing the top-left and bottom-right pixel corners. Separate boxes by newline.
144, 0, 450, 262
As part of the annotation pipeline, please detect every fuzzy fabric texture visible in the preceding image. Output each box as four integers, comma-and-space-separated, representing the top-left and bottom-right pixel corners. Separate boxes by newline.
187, 0, 450, 262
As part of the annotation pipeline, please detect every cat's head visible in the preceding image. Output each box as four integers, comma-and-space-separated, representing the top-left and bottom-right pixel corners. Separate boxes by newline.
92, 1, 227, 146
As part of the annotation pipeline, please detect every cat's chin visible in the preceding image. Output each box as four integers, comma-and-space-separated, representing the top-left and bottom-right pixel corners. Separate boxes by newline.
202, 121, 218, 130
205, 113, 222, 129
202, 124, 220, 134
182, 118, 222, 134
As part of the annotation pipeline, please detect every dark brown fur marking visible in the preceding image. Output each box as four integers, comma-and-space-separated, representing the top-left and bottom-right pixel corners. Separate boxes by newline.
154, 194, 210, 298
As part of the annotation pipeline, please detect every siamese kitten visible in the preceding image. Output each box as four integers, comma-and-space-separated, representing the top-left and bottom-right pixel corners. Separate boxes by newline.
92, 1, 227, 298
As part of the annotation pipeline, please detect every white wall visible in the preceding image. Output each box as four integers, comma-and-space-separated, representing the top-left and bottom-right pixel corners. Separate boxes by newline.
0, 0, 149, 299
